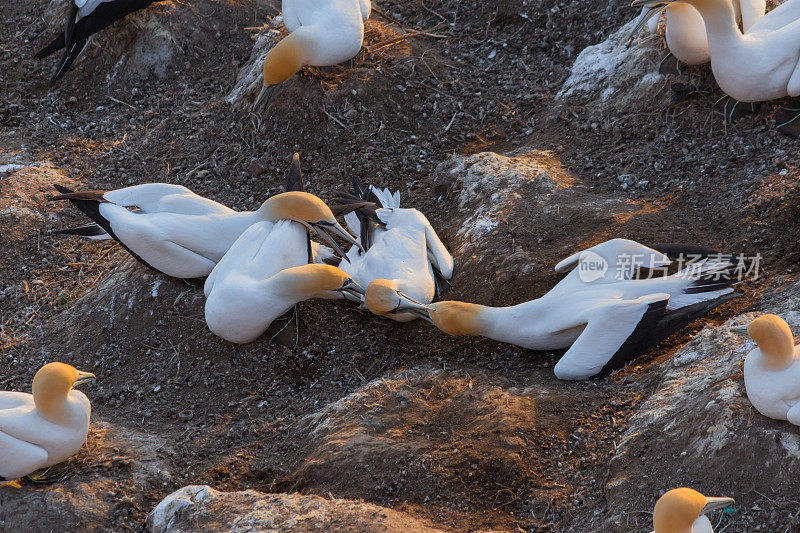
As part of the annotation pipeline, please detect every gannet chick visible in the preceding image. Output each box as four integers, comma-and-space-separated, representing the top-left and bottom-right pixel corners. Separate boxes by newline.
35, 0, 165, 84
253, 0, 372, 110
377, 239, 740, 380
730, 314, 800, 425
652, 488, 734, 532
333, 182, 453, 322
0, 363, 95, 482
205, 259, 364, 344
51, 158, 357, 279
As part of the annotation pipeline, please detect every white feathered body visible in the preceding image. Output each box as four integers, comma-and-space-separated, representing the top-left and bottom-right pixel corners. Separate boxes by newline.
744, 345, 800, 424
281, 0, 370, 66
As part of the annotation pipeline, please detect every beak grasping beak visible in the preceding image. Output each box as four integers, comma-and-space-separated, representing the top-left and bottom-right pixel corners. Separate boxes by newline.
337, 278, 366, 302
627, 4, 664, 43
701, 497, 735, 515
72, 371, 97, 388
393, 291, 435, 323
308, 220, 364, 261
729, 325, 749, 335
253, 83, 279, 112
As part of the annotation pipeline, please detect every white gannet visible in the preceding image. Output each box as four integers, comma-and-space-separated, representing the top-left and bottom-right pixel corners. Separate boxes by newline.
205, 250, 365, 343
631, 0, 800, 116
253, 0, 372, 109
730, 314, 800, 425
332, 181, 453, 322
51, 160, 357, 279
651, 488, 734, 532
374, 239, 740, 380
0, 363, 95, 482
35, 0, 164, 84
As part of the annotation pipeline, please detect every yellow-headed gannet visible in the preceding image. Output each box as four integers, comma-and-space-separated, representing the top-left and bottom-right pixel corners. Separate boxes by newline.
333, 181, 453, 322
652, 488, 734, 532
0, 363, 95, 481
35, 0, 166, 84
373, 239, 740, 380
253, 0, 372, 110
731, 314, 800, 425
51, 157, 358, 279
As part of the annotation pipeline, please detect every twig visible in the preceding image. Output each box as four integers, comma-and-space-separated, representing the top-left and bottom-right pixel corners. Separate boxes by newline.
322, 109, 348, 129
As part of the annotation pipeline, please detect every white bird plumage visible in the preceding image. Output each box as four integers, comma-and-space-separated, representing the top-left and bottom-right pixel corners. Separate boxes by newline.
341, 185, 454, 322
732, 314, 800, 425
0, 363, 95, 482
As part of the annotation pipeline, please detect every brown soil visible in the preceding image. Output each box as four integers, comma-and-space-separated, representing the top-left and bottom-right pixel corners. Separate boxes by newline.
1, 0, 796, 531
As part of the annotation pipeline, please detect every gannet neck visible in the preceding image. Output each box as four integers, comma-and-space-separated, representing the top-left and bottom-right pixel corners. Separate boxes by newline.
749, 314, 795, 370
690, 0, 743, 46
263, 31, 313, 85
272, 264, 353, 301
32, 363, 94, 425
429, 301, 489, 337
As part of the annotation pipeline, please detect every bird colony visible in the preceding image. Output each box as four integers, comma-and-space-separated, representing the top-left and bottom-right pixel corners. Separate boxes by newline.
3, 0, 800, 531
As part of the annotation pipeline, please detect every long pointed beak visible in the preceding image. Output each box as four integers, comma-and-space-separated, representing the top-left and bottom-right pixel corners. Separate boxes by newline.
702, 497, 735, 515
729, 325, 749, 335
394, 291, 435, 323
338, 279, 366, 302
253, 83, 278, 112
310, 225, 350, 261
330, 221, 364, 253
627, 5, 664, 43
631, 0, 673, 7
73, 371, 97, 388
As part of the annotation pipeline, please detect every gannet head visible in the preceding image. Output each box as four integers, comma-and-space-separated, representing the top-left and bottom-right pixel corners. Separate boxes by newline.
259, 191, 364, 258
364, 279, 433, 319
731, 314, 795, 369
652, 488, 734, 533
428, 301, 485, 336
277, 264, 365, 302
254, 33, 310, 111
32, 362, 95, 422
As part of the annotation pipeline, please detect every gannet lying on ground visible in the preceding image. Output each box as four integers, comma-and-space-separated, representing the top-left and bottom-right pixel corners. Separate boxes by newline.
332, 180, 453, 322
652, 488, 734, 532
35, 0, 164, 84
371, 239, 740, 380
254, 0, 372, 110
205, 247, 365, 343
632, 0, 800, 136
0, 363, 95, 482
731, 314, 800, 425
51, 157, 357, 279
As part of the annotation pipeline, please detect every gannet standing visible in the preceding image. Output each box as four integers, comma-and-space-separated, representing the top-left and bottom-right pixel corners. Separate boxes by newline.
372, 239, 740, 380
731, 314, 800, 425
51, 158, 357, 279
253, 0, 372, 109
0, 363, 95, 481
651, 488, 734, 532
631, 0, 800, 130
205, 256, 365, 343
333, 182, 453, 322
35, 0, 164, 84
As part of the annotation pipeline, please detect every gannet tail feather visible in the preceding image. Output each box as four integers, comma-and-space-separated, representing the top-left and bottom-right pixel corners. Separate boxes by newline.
52, 223, 110, 240
35, 33, 66, 59
285, 153, 304, 192
369, 186, 401, 209
431, 262, 451, 297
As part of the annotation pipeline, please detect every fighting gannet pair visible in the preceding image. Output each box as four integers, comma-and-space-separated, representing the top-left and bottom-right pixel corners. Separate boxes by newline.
52, 155, 359, 279
254, 0, 372, 110
0, 363, 94, 482
367, 239, 739, 380
36, 0, 163, 84
632, 0, 800, 133
731, 314, 800, 425
334, 181, 454, 322
652, 488, 734, 532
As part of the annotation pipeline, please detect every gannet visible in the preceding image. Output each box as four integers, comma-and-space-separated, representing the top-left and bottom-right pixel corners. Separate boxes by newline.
35, 0, 164, 84
375, 239, 740, 380
0, 363, 95, 482
51, 160, 357, 279
333, 181, 453, 322
631, 0, 800, 122
652, 488, 734, 532
205, 253, 365, 343
731, 314, 800, 425
253, 0, 372, 110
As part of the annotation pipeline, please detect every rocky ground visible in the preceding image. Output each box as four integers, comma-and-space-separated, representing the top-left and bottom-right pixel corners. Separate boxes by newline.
1, 0, 799, 531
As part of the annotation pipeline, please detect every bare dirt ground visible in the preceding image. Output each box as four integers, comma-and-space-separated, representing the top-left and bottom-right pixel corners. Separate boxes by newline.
1, 0, 798, 530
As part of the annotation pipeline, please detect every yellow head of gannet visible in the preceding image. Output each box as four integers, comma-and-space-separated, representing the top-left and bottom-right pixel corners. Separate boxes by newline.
364, 279, 434, 319
258, 191, 363, 258
254, 33, 311, 110
731, 314, 795, 369
279, 264, 365, 302
652, 488, 734, 533
32, 362, 96, 423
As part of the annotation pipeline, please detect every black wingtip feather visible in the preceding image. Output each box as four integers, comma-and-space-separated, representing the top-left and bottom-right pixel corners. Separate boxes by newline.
286, 153, 304, 192
53, 223, 107, 238
35, 33, 66, 59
